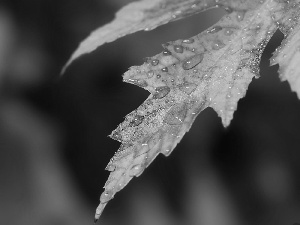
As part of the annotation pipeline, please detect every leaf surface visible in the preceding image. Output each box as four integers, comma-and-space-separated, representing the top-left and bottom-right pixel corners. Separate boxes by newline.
93, 0, 290, 221
62, 0, 260, 73
270, 0, 300, 98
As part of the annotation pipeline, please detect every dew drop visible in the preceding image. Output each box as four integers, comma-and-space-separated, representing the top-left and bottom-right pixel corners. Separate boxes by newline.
100, 190, 114, 203
207, 26, 222, 33
174, 45, 184, 53
163, 49, 171, 55
136, 80, 148, 87
163, 149, 171, 155
182, 53, 204, 70
105, 164, 115, 172
110, 130, 122, 142
161, 67, 168, 72
178, 82, 197, 95
182, 38, 194, 44
164, 104, 188, 125
147, 70, 154, 78
151, 59, 159, 66
212, 40, 225, 50
131, 115, 144, 126
224, 7, 233, 13
236, 11, 245, 21
129, 165, 144, 177
224, 28, 234, 36
125, 79, 148, 88
153, 86, 170, 99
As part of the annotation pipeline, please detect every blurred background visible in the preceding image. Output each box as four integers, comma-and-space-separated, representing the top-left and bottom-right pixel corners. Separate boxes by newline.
0, 1, 300, 225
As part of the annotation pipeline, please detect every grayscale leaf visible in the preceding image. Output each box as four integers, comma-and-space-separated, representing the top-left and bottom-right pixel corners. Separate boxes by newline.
270, 0, 300, 99
91, 0, 298, 222
62, 0, 261, 73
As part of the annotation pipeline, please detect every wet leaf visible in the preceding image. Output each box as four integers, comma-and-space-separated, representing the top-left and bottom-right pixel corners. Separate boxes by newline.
62, 0, 260, 73
91, 0, 300, 222
270, 0, 300, 98
61, 0, 300, 222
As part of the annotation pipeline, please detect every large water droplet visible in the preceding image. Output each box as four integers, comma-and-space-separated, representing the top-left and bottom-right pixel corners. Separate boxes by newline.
178, 82, 197, 95
131, 115, 144, 126
182, 53, 204, 70
174, 45, 184, 53
153, 86, 170, 99
100, 190, 114, 203
164, 104, 188, 125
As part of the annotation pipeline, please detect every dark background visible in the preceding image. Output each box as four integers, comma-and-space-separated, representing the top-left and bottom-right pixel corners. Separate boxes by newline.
0, 1, 300, 225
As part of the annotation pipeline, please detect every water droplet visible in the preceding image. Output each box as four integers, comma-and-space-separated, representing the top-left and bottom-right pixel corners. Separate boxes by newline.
147, 70, 154, 78
207, 26, 222, 33
162, 148, 172, 156
105, 163, 115, 171
174, 45, 184, 53
236, 11, 245, 21
224, 7, 233, 13
129, 165, 144, 177
212, 40, 225, 50
163, 49, 171, 55
131, 115, 144, 126
161, 67, 168, 72
182, 38, 194, 44
110, 130, 122, 142
100, 190, 114, 203
224, 28, 233, 36
182, 53, 204, 70
178, 82, 197, 95
153, 86, 170, 99
136, 80, 148, 87
124, 79, 148, 88
151, 59, 159, 66
164, 103, 188, 125
156, 74, 161, 79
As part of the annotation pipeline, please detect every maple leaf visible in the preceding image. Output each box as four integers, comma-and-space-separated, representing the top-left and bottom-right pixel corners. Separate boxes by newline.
62, 0, 258, 73
62, 0, 300, 222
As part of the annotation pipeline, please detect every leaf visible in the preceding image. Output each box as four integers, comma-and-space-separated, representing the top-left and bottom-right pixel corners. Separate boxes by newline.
62, 0, 260, 73
270, 0, 300, 98
92, 0, 292, 222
